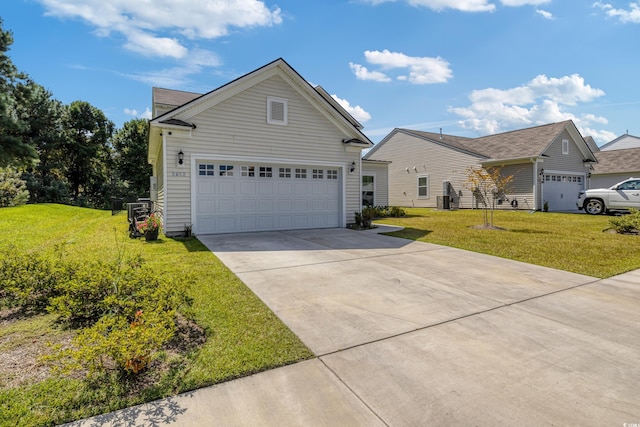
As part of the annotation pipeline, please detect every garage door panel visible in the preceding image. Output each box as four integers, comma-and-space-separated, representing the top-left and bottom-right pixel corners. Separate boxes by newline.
294, 199, 308, 211
219, 181, 236, 195
258, 182, 274, 195
278, 183, 293, 195
197, 199, 215, 214
278, 199, 293, 211
241, 182, 256, 195
544, 174, 584, 211
218, 199, 235, 213
258, 199, 275, 212
239, 199, 257, 213
196, 162, 341, 234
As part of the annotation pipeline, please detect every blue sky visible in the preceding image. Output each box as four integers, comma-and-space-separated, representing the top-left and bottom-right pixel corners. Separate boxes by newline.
3, 0, 640, 145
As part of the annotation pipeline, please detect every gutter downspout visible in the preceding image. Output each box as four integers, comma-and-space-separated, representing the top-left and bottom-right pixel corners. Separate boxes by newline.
162, 131, 168, 231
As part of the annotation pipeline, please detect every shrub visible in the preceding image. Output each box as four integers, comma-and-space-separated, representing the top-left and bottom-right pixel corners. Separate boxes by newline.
608, 209, 640, 234
48, 256, 190, 327
46, 308, 176, 375
0, 247, 64, 312
389, 206, 406, 218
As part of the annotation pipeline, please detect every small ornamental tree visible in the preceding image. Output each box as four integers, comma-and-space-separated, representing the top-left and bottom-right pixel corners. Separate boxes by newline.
464, 165, 514, 229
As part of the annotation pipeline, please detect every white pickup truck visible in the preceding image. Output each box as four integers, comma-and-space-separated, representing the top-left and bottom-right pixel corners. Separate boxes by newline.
577, 177, 640, 214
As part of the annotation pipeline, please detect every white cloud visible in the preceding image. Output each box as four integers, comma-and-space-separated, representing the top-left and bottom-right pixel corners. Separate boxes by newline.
449, 74, 613, 142
123, 107, 152, 119
121, 48, 222, 87
351, 50, 452, 84
406, 0, 495, 11
581, 127, 617, 142
536, 9, 554, 19
501, 0, 550, 5
360, 0, 562, 11
593, 2, 640, 23
38, 0, 282, 57
331, 94, 372, 123
349, 62, 392, 82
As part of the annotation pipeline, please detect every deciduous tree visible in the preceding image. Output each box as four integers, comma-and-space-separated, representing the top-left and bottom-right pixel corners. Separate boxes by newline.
464, 165, 514, 229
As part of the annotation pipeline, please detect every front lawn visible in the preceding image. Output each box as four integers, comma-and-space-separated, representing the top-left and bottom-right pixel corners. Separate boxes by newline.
0, 204, 313, 427
375, 208, 640, 278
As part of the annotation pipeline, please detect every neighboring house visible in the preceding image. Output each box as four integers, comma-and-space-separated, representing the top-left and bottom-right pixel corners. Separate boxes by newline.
147, 58, 372, 235
364, 120, 597, 212
599, 133, 640, 151
590, 147, 640, 189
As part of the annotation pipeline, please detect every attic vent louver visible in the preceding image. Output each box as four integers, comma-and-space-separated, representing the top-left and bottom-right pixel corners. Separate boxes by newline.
267, 96, 288, 125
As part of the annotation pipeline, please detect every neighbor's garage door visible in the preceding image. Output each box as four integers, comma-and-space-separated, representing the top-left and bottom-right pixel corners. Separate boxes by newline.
196, 161, 341, 234
543, 173, 584, 211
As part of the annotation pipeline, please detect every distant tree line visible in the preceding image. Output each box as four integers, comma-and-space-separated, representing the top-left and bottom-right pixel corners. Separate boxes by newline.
0, 19, 151, 209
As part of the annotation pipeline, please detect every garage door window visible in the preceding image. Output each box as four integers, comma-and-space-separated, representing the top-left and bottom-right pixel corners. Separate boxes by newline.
327, 170, 338, 180
279, 167, 291, 178
312, 169, 324, 179
199, 164, 215, 176
219, 165, 234, 177
259, 167, 273, 178
241, 166, 255, 177
295, 168, 307, 179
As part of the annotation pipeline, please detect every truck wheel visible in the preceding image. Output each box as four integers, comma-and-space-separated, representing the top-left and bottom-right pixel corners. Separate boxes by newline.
585, 199, 604, 215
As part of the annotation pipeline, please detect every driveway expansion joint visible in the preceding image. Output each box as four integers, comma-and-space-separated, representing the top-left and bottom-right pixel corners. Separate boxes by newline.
316, 276, 602, 359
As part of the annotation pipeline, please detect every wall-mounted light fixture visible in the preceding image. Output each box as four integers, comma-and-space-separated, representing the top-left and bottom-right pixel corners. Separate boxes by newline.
350, 161, 356, 173
178, 150, 184, 165
539, 168, 544, 182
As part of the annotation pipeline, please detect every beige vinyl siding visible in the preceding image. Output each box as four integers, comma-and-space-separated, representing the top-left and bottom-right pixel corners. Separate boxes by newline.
541, 130, 591, 173
492, 163, 535, 210
590, 173, 640, 189
368, 132, 480, 208
162, 75, 360, 234
362, 161, 389, 206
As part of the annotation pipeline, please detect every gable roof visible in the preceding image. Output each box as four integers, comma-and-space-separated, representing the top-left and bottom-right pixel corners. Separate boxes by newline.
584, 136, 598, 152
365, 120, 596, 163
152, 87, 202, 110
592, 147, 640, 174
599, 133, 640, 151
148, 58, 373, 163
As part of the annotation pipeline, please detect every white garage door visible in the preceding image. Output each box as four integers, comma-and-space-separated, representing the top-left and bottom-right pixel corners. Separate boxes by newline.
196, 161, 341, 234
543, 173, 584, 211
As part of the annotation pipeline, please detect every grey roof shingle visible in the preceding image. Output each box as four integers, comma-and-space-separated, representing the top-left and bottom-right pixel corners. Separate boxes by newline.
399, 121, 573, 161
152, 87, 202, 107
592, 147, 640, 174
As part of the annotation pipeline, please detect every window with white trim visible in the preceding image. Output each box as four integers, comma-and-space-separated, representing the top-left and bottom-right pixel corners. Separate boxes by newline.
267, 96, 288, 125
562, 139, 569, 155
417, 176, 429, 198
219, 165, 234, 177
259, 166, 273, 178
295, 168, 307, 179
199, 164, 215, 176
279, 167, 291, 178
241, 166, 255, 177
327, 169, 338, 180
312, 169, 324, 179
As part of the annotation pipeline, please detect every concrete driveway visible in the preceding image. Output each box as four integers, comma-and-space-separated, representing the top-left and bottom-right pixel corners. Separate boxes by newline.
69, 227, 640, 426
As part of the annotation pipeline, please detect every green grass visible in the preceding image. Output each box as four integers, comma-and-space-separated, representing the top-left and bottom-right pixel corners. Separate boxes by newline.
376, 208, 640, 278
0, 204, 313, 427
